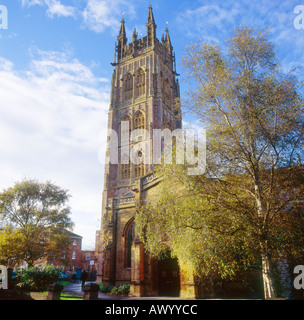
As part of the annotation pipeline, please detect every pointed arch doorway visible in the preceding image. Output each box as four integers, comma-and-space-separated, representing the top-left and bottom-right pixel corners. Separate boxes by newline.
158, 254, 180, 297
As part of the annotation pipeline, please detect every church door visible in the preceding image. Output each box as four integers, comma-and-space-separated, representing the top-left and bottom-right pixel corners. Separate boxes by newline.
158, 256, 180, 297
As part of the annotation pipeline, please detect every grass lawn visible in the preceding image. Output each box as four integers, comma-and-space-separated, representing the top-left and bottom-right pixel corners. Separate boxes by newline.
60, 293, 83, 300
54, 280, 83, 300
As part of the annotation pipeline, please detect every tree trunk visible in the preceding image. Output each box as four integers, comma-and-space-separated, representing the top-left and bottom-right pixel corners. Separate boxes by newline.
254, 181, 276, 299
261, 249, 275, 299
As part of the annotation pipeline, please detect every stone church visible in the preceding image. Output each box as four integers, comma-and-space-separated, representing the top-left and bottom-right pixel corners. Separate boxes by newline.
95, 6, 198, 298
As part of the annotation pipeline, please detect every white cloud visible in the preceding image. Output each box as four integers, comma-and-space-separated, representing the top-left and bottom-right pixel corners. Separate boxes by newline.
175, 1, 295, 42
21, 0, 137, 33
176, 3, 240, 40
82, 0, 136, 33
175, 1, 304, 73
45, 0, 77, 18
21, 0, 43, 6
0, 57, 14, 71
0, 50, 110, 249
22, 0, 77, 18
82, 0, 118, 33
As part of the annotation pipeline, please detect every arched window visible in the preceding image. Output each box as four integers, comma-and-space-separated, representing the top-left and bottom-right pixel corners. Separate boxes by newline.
121, 163, 130, 180
164, 78, 171, 106
133, 111, 145, 178
124, 73, 133, 100
125, 221, 134, 268
120, 114, 131, 180
133, 148, 145, 178
121, 114, 131, 138
134, 161, 145, 178
135, 68, 145, 97
160, 72, 164, 92
134, 110, 145, 131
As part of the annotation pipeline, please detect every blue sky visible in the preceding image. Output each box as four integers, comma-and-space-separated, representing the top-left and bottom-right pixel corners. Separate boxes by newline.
0, 0, 303, 249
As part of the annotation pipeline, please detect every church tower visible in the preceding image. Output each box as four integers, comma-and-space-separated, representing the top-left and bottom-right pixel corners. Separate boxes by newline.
95, 6, 192, 298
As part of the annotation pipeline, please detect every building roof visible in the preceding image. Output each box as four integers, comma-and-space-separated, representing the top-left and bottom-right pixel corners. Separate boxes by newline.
57, 228, 83, 239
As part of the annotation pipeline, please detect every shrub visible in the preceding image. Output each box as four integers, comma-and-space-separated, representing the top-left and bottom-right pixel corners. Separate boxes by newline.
97, 283, 103, 291
16, 264, 63, 292
118, 284, 130, 295
100, 283, 130, 295
110, 286, 118, 295
101, 284, 114, 293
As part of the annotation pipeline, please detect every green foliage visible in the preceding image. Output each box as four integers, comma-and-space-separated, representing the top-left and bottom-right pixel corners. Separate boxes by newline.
136, 26, 304, 298
118, 284, 130, 295
16, 264, 63, 292
0, 179, 74, 267
110, 286, 118, 294
100, 284, 130, 295
136, 164, 260, 280
0, 226, 25, 267
101, 284, 114, 293
97, 283, 104, 291
0, 179, 73, 230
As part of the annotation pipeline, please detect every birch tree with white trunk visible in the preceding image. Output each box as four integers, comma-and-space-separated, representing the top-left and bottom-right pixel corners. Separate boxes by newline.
181, 26, 304, 299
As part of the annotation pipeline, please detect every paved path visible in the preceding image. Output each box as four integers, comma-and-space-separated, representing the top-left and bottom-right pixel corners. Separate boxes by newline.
62, 281, 124, 300
62, 281, 183, 300
62, 283, 267, 300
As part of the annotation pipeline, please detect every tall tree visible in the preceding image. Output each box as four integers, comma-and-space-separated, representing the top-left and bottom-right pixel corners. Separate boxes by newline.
0, 179, 74, 267
136, 27, 304, 299
183, 26, 304, 299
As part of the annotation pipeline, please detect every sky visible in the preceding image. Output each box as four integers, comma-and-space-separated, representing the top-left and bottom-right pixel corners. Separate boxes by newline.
0, 0, 303, 249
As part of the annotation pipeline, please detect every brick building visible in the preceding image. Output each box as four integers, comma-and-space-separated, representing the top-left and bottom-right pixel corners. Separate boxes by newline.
44, 229, 83, 272
43, 230, 98, 280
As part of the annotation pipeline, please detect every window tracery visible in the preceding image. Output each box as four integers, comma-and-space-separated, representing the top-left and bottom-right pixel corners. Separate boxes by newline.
135, 68, 145, 97
124, 73, 133, 100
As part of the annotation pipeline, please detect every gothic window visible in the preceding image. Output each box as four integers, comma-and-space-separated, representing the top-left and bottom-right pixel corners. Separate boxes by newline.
121, 153, 130, 180
133, 111, 145, 178
134, 110, 145, 131
134, 150, 145, 178
134, 162, 145, 178
120, 114, 131, 180
164, 78, 171, 106
124, 73, 133, 100
121, 163, 130, 180
160, 72, 164, 90
121, 114, 131, 138
135, 68, 145, 97
161, 74, 171, 107
125, 221, 134, 268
